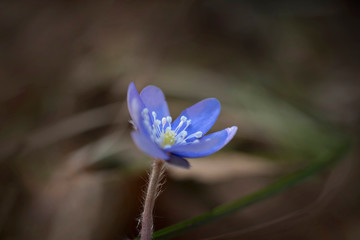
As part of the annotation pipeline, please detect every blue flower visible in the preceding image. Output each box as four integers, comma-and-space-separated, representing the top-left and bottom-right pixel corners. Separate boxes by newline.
127, 82, 238, 169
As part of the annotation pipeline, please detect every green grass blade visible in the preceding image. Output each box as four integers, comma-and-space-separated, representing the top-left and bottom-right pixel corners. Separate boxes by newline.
134, 138, 350, 240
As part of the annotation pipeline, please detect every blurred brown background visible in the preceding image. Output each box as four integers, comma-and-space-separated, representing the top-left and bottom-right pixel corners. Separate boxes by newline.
0, 1, 359, 239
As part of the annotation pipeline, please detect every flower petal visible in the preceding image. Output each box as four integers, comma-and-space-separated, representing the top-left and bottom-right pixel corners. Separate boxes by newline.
166, 154, 190, 169
140, 85, 170, 121
131, 131, 170, 160
127, 82, 143, 121
127, 82, 148, 135
172, 98, 220, 136
166, 126, 237, 158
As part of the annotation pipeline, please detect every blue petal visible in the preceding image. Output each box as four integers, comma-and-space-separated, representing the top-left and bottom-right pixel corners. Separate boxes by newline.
131, 131, 170, 160
166, 154, 191, 169
140, 85, 170, 121
166, 126, 237, 158
127, 82, 148, 135
171, 98, 220, 136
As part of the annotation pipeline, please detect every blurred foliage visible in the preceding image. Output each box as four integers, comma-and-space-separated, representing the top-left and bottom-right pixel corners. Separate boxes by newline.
150, 137, 350, 240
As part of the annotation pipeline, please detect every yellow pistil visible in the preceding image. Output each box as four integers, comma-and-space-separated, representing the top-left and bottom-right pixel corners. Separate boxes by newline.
163, 129, 176, 147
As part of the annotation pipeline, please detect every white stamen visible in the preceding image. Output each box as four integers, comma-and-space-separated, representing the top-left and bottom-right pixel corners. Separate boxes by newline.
161, 117, 166, 126
154, 119, 161, 127
180, 131, 187, 138
194, 131, 203, 138
161, 117, 167, 130
185, 131, 202, 140
175, 130, 188, 144
141, 111, 201, 148
174, 121, 183, 133
183, 120, 191, 131
141, 108, 152, 133
141, 109, 149, 120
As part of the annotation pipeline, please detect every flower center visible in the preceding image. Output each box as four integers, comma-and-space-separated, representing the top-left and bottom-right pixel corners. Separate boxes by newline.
141, 108, 203, 148
163, 129, 176, 146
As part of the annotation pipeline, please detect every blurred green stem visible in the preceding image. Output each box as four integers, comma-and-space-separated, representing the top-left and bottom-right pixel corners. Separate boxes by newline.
141, 158, 165, 240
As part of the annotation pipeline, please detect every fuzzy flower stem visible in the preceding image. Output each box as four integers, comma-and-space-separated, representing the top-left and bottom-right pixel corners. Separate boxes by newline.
141, 158, 165, 240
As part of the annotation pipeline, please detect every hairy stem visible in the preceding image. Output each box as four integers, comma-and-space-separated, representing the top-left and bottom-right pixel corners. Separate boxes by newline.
141, 158, 165, 240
